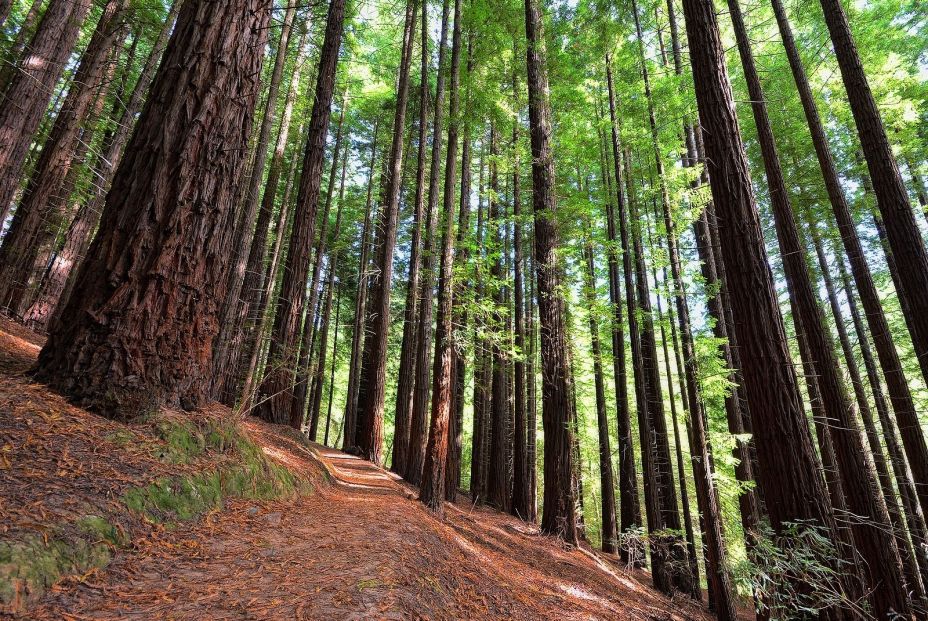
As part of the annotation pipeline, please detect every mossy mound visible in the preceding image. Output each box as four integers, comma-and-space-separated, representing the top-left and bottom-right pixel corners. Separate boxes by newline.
0, 414, 309, 612
123, 429, 308, 524
0, 514, 126, 610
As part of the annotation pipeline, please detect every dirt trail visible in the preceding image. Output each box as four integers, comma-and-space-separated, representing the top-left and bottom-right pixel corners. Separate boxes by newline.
1, 318, 722, 620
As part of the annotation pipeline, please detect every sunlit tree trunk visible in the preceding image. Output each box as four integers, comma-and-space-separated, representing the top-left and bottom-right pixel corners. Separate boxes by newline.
420, 0, 462, 511
680, 0, 855, 612
819, 0, 928, 392
0, 0, 93, 225
770, 0, 928, 524
355, 0, 418, 460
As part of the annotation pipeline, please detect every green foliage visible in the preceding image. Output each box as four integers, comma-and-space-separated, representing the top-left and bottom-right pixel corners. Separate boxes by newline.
733, 522, 868, 619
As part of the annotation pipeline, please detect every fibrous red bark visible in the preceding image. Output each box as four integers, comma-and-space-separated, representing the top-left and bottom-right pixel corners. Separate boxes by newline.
34, 0, 272, 418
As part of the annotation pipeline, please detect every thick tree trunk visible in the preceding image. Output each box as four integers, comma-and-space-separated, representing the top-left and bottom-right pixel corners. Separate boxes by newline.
729, 0, 907, 613
664, 0, 760, 538
253, 0, 347, 426
34, 0, 271, 418
420, 0, 461, 511
819, 0, 928, 392
679, 0, 852, 613
22, 0, 181, 332
0, 0, 93, 225
405, 0, 452, 485
354, 0, 418, 461
770, 0, 928, 523
604, 57, 644, 566
392, 3, 430, 474
524, 0, 577, 543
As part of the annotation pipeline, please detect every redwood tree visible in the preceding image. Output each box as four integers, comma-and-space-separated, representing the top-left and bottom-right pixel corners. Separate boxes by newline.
420, 0, 462, 511
254, 0, 348, 426
354, 0, 419, 460
679, 0, 853, 611
524, 0, 578, 544
35, 0, 272, 417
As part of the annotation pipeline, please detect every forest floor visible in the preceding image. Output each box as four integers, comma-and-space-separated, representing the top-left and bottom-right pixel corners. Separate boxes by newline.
0, 316, 732, 620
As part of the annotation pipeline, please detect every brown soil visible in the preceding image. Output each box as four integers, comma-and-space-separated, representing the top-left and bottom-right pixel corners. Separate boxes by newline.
1, 317, 728, 620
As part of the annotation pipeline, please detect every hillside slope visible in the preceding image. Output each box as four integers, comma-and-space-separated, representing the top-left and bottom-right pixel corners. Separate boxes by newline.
0, 318, 721, 620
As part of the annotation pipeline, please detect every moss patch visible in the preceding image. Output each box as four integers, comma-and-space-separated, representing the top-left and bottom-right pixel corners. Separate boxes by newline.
123, 427, 307, 525
0, 516, 125, 610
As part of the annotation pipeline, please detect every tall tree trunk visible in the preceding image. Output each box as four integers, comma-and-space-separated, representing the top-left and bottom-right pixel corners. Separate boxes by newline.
625, 148, 686, 595
664, 0, 760, 536
22, 0, 181, 331
406, 0, 452, 485
510, 64, 530, 520
524, 0, 577, 543
392, 2, 430, 474
729, 0, 907, 613
447, 34, 474, 501
679, 0, 853, 613
581, 226, 617, 554
253, 0, 347, 426
211, 0, 298, 400
354, 0, 418, 460
309, 145, 349, 440
604, 57, 644, 566
0, 0, 93, 225
343, 117, 382, 448
420, 0, 461, 511
470, 145, 490, 501
290, 95, 349, 427
228, 27, 310, 406
836, 243, 928, 595
808, 218, 927, 610
818, 0, 928, 392
485, 122, 511, 511
526, 240, 538, 522
770, 0, 928, 523
238, 123, 303, 412
35, 0, 271, 418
